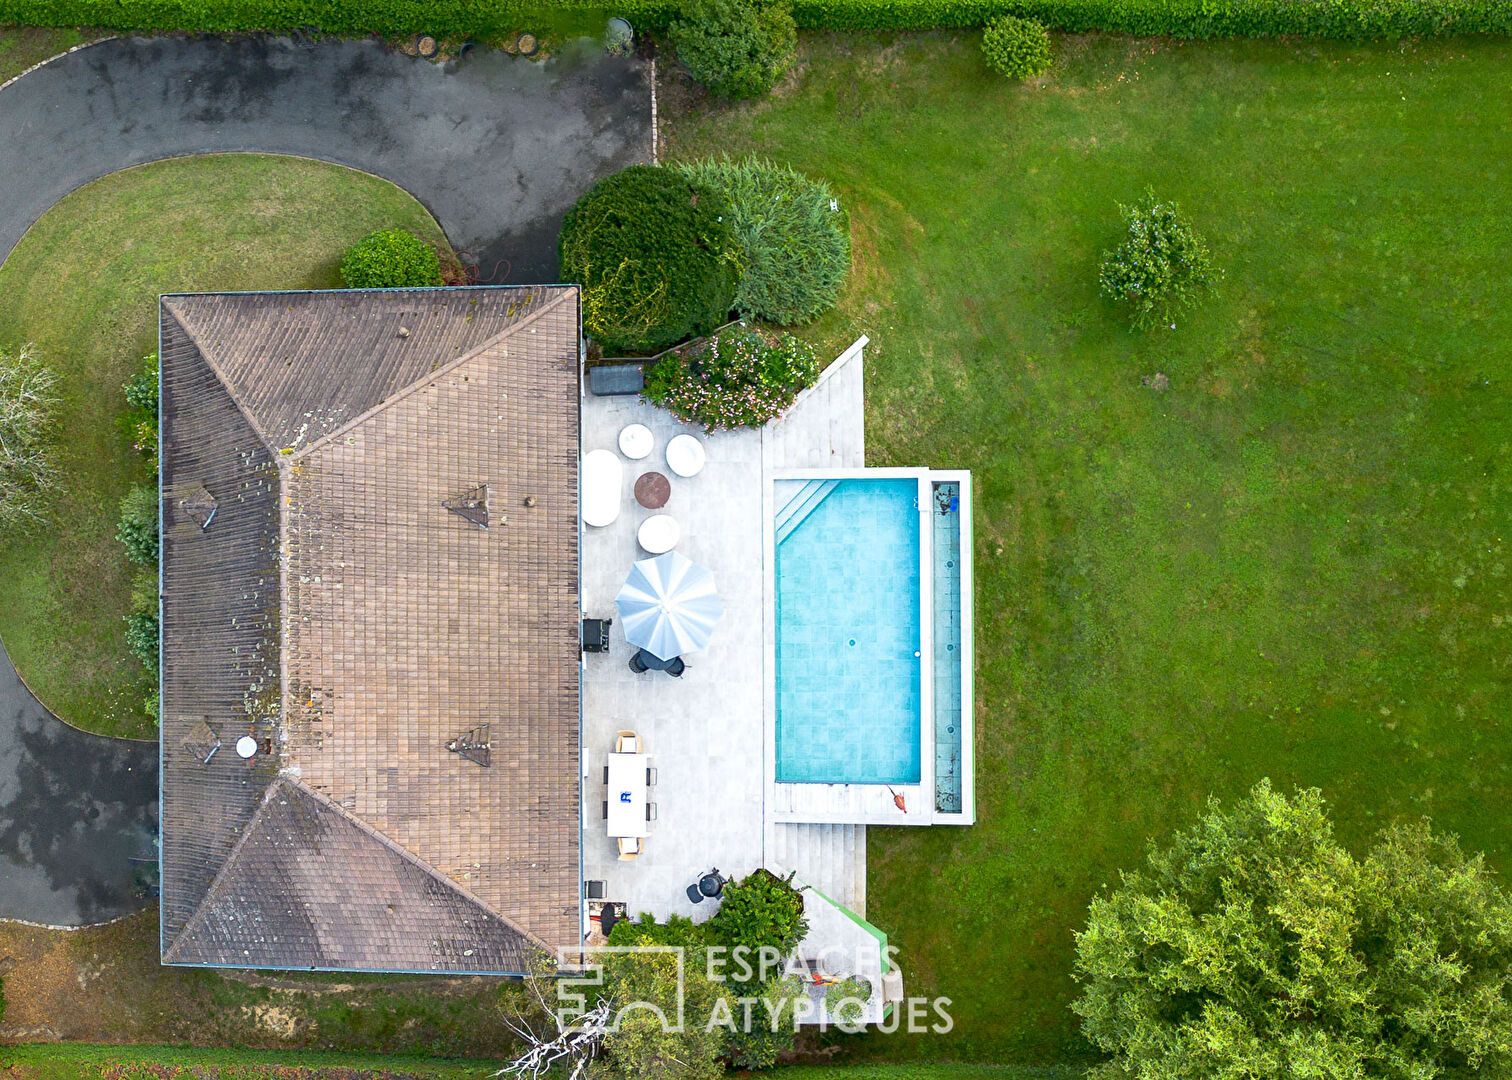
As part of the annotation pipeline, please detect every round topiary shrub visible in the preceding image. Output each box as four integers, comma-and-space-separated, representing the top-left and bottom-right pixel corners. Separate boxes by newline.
982, 15, 1053, 79
671, 0, 796, 100
1098, 191, 1221, 329
338, 228, 443, 289
673, 156, 850, 326
559, 165, 739, 355
643, 325, 818, 430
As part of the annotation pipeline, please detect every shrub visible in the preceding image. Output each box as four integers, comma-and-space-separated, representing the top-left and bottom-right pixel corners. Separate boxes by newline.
1098, 191, 1219, 329
982, 14, 1052, 77
559, 165, 739, 354
643, 327, 818, 430
824, 975, 872, 1027
123, 351, 159, 476
338, 228, 443, 289
0, 343, 61, 533
672, 0, 797, 99
1072, 780, 1512, 1079
708, 868, 809, 958
116, 484, 159, 565
673, 156, 850, 325
6, 0, 1512, 43
124, 610, 160, 674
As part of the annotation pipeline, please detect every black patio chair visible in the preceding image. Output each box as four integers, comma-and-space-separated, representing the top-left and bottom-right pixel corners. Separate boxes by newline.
686, 884, 705, 904
627, 650, 650, 674
664, 656, 686, 678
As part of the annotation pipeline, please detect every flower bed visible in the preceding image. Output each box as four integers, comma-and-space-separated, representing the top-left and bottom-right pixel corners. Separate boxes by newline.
641, 325, 818, 431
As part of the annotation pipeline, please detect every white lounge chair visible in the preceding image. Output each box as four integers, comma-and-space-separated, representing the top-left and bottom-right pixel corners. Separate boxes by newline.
582, 449, 623, 528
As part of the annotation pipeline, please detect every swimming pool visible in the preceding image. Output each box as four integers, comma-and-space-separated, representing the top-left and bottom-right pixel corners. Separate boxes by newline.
774, 478, 922, 785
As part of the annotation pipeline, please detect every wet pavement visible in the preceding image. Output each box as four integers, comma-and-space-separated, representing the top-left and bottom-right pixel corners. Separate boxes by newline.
0, 33, 652, 282
0, 638, 159, 926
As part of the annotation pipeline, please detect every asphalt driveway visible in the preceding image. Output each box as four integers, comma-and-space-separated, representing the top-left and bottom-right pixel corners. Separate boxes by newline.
0, 33, 652, 281
0, 34, 649, 926
0, 638, 159, 926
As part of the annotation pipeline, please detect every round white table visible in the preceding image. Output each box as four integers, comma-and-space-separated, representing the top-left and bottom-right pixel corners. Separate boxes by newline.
666, 433, 706, 478
636, 514, 680, 554
235, 735, 258, 759
618, 423, 653, 460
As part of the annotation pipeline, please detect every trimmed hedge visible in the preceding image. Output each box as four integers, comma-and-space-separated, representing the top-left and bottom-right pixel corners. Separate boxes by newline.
3, 0, 1511, 39
559, 164, 738, 354
340, 228, 443, 289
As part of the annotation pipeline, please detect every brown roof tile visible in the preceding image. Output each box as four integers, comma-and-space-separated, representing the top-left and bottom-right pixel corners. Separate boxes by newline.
159, 287, 582, 972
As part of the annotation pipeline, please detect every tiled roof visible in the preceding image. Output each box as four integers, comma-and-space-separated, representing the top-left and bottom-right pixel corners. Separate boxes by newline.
159, 287, 582, 972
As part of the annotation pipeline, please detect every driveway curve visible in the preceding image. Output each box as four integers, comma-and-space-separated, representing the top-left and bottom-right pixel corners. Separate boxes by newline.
0, 33, 652, 282
0, 637, 159, 926
0, 34, 649, 925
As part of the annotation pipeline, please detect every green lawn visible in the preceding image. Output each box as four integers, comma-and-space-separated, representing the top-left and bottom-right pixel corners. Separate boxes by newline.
0, 154, 449, 737
0, 24, 96, 84
666, 32, 1512, 1065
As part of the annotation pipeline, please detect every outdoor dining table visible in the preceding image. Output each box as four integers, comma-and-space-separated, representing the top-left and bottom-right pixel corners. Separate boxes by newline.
606, 751, 649, 839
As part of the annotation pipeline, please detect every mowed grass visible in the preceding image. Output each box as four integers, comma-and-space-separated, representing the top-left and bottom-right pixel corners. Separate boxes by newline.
666, 33, 1512, 1064
0, 25, 97, 84
0, 154, 449, 737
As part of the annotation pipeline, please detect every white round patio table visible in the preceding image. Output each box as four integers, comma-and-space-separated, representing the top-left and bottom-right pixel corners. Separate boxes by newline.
618, 423, 653, 460
235, 735, 258, 759
636, 514, 681, 554
666, 434, 706, 478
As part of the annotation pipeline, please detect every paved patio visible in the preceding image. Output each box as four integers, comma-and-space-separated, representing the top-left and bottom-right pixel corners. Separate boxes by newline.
579, 341, 866, 925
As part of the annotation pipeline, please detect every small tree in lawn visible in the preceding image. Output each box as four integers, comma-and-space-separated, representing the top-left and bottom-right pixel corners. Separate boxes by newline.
672, 0, 796, 100
0, 343, 61, 532
1072, 779, 1512, 1080
1098, 191, 1219, 330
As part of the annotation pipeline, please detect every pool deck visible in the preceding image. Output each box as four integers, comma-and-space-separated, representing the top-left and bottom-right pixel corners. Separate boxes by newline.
579, 340, 873, 925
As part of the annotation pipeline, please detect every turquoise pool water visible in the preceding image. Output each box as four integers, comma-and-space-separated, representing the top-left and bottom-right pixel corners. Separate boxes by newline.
775, 478, 921, 785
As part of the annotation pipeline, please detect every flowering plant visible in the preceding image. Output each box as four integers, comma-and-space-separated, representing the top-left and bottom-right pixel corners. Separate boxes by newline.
642, 326, 818, 431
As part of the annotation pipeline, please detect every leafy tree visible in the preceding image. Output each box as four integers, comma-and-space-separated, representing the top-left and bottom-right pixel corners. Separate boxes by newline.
981, 15, 1053, 79
339, 228, 443, 289
709, 868, 809, 961
0, 343, 61, 532
672, 156, 851, 325
116, 483, 159, 564
1072, 779, 1512, 1080
601, 917, 724, 1080
559, 165, 739, 354
1098, 191, 1220, 330
671, 0, 796, 100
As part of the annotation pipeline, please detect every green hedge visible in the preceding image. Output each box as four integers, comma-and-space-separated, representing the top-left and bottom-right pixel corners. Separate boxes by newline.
4, 0, 1512, 38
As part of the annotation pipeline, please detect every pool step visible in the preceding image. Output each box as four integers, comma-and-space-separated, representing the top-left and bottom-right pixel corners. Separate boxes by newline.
774, 479, 838, 545
769, 822, 866, 916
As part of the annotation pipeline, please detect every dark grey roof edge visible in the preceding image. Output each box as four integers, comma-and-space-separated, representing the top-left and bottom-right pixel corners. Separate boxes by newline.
162, 775, 285, 963
160, 297, 280, 455
287, 286, 580, 466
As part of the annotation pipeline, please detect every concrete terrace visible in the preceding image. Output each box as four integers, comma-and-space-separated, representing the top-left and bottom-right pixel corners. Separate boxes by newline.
579, 339, 870, 924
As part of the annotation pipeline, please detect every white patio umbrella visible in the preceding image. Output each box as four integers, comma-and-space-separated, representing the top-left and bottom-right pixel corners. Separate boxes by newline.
615, 550, 724, 662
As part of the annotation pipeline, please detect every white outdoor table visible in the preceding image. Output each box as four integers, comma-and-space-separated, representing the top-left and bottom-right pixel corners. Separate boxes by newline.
606, 752, 649, 838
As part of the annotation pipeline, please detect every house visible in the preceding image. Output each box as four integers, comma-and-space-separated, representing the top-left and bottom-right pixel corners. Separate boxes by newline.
158, 287, 582, 973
